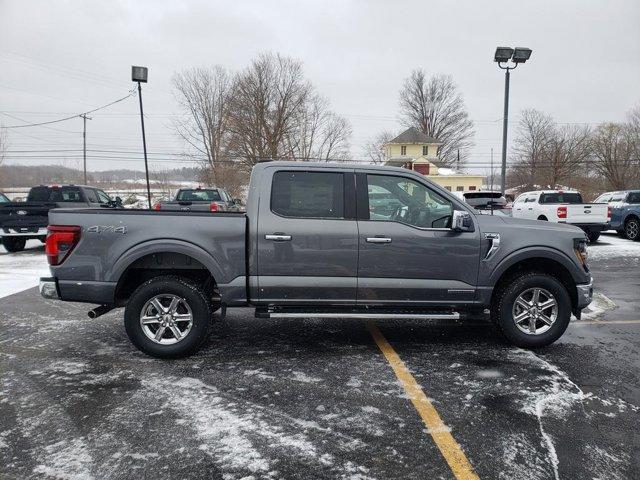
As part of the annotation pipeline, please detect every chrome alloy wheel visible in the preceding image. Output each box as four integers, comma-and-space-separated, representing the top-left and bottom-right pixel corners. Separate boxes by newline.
626, 219, 639, 240
512, 287, 558, 335
140, 294, 193, 345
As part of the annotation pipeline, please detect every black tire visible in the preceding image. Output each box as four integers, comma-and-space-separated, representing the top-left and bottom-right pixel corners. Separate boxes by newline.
586, 230, 600, 243
537, 216, 548, 221
625, 217, 640, 241
124, 275, 212, 358
494, 273, 571, 348
2, 237, 26, 252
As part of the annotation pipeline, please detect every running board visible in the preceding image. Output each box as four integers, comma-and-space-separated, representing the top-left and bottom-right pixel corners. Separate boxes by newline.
255, 307, 462, 321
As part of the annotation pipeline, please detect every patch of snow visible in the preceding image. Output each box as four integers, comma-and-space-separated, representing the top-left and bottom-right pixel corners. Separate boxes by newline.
576, 292, 616, 320
32, 438, 94, 480
588, 234, 640, 261
0, 240, 50, 299
290, 371, 322, 383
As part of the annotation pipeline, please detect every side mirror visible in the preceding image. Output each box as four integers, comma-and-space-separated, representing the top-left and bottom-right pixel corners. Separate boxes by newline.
452, 210, 474, 232
233, 198, 242, 206
115, 196, 123, 206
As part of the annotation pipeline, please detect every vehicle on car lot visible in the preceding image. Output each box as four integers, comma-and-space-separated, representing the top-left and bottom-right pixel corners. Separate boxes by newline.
455, 191, 512, 216
0, 192, 10, 204
40, 162, 593, 358
512, 190, 609, 243
0, 185, 120, 252
594, 190, 640, 241
154, 187, 242, 212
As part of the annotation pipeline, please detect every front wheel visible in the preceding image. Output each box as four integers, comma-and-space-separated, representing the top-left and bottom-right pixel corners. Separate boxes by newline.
1, 237, 26, 252
625, 218, 640, 241
124, 275, 212, 358
494, 273, 571, 348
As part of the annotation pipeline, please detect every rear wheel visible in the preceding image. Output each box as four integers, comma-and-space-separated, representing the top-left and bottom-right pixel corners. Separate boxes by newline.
2, 237, 26, 252
124, 275, 212, 358
625, 217, 640, 241
494, 273, 571, 348
586, 230, 600, 243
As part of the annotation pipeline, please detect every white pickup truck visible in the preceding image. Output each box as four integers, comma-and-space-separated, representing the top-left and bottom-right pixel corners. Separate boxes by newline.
512, 190, 610, 242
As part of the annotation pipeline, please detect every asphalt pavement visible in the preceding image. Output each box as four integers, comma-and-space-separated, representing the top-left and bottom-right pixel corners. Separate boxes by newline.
1, 233, 639, 479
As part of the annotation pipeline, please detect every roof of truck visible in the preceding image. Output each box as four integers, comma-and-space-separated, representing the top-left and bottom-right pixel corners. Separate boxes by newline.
253, 161, 412, 174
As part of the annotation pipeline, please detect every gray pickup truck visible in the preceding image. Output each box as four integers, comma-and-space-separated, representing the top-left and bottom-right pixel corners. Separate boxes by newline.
40, 162, 593, 358
155, 187, 241, 212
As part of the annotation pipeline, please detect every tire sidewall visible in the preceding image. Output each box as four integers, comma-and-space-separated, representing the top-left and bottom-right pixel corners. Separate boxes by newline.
3, 237, 26, 252
124, 276, 211, 358
497, 274, 571, 348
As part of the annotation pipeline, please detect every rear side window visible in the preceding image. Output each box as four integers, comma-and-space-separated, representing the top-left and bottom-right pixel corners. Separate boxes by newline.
177, 189, 222, 201
627, 192, 640, 203
27, 187, 83, 202
540, 192, 583, 204
85, 189, 98, 203
271, 171, 344, 219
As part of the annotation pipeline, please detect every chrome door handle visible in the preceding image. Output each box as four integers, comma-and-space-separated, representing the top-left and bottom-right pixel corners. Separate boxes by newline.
366, 237, 392, 243
265, 234, 291, 241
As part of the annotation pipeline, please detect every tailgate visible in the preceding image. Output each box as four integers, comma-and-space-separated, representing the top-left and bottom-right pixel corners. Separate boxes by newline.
0, 203, 54, 230
566, 204, 608, 224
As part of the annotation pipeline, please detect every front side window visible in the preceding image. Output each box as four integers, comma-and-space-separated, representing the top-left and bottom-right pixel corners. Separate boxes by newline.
0, 193, 10, 203
96, 190, 112, 203
366, 174, 453, 229
85, 189, 98, 203
271, 171, 344, 219
627, 192, 640, 203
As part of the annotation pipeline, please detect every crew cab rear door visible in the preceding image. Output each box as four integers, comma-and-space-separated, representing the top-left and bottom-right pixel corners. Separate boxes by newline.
255, 167, 358, 304
355, 171, 481, 305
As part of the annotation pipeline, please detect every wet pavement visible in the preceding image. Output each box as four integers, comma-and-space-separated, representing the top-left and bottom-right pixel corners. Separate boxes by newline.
1, 233, 639, 479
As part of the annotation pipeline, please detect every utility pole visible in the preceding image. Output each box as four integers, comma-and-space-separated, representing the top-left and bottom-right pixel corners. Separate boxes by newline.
456, 149, 460, 171
490, 147, 494, 191
80, 114, 91, 184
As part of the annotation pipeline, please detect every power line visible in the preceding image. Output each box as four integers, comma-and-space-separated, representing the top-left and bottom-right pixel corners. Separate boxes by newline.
1, 90, 136, 129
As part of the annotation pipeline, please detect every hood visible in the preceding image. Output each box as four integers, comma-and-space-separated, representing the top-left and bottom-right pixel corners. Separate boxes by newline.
475, 214, 586, 236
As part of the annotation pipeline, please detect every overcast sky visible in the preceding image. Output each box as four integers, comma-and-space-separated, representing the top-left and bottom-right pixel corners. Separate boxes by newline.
1, 0, 639, 175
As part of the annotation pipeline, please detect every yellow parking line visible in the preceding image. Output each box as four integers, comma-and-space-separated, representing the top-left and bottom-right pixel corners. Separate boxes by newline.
367, 321, 479, 480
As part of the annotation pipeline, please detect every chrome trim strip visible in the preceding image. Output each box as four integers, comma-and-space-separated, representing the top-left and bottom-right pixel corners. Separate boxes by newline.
1, 227, 47, 237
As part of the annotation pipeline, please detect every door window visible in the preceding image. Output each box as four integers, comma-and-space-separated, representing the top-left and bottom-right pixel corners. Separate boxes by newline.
366, 174, 453, 229
96, 190, 112, 204
271, 171, 344, 219
85, 189, 98, 203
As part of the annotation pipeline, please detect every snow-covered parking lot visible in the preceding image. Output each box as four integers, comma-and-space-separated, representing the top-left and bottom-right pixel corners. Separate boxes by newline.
1, 233, 639, 479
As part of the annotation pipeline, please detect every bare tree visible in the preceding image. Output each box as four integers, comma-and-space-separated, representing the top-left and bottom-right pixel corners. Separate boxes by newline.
362, 130, 394, 164
509, 109, 554, 188
228, 53, 312, 167
172, 66, 232, 180
590, 122, 639, 190
399, 71, 475, 166
198, 162, 249, 200
544, 124, 591, 187
283, 94, 352, 161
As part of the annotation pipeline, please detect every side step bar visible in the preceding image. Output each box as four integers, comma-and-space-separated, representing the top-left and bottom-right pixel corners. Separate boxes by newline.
256, 308, 462, 321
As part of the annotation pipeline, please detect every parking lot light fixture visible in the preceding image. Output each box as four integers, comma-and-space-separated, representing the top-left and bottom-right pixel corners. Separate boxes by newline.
494, 46, 533, 195
131, 66, 151, 209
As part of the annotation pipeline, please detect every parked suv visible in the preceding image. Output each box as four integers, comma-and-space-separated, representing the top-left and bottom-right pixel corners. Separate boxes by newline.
595, 190, 640, 241
0, 185, 120, 252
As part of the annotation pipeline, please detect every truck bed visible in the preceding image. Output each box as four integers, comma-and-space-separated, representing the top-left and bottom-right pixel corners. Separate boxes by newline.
48, 208, 247, 305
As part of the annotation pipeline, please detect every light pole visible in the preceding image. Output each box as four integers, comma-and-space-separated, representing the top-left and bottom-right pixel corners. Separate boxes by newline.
494, 47, 532, 195
131, 65, 152, 209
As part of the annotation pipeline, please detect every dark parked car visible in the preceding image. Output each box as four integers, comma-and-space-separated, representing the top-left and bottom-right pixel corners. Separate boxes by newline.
155, 187, 241, 212
41, 162, 592, 358
0, 185, 119, 252
0, 192, 10, 204
595, 190, 640, 240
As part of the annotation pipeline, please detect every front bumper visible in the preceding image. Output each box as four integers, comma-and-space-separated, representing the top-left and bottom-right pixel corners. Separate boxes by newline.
576, 278, 593, 309
39, 277, 59, 300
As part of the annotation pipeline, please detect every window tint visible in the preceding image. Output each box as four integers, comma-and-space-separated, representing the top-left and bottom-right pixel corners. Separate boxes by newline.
177, 189, 222, 201
627, 192, 640, 203
85, 189, 98, 203
540, 192, 583, 204
366, 174, 453, 229
27, 187, 82, 202
271, 171, 344, 219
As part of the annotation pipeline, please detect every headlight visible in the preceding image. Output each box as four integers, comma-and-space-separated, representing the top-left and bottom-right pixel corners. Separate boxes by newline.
574, 238, 588, 271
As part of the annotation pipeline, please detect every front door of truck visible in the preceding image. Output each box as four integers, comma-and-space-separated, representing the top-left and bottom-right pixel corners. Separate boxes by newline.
256, 168, 358, 304
356, 172, 481, 305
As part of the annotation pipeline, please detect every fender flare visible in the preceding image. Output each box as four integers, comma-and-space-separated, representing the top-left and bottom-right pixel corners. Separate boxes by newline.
108, 239, 226, 287
488, 246, 585, 285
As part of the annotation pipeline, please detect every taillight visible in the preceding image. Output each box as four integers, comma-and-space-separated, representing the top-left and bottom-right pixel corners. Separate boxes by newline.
46, 225, 81, 266
209, 202, 219, 212
153, 203, 161, 211
557, 206, 567, 219
607, 206, 612, 219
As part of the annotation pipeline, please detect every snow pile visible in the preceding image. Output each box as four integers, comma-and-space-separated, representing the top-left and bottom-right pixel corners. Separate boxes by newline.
0, 240, 50, 299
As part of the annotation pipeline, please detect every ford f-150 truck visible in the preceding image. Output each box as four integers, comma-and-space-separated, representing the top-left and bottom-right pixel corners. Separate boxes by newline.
40, 162, 593, 358
155, 187, 241, 212
512, 190, 609, 242
0, 185, 120, 252
594, 190, 640, 241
